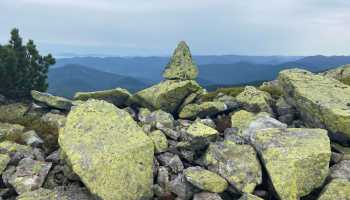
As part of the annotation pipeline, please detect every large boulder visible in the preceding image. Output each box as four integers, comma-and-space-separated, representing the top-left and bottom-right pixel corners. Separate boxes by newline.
202, 141, 262, 193
236, 86, 274, 114
73, 88, 131, 107
179, 101, 228, 120
131, 80, 202, 113
31, 90, 72, 110
59, 100, 154, 200
252, 128, 331, 200
278, 69, 350, 145
321, 64, 350, 83
162, 41, 198, 80
317, 179, 350, 200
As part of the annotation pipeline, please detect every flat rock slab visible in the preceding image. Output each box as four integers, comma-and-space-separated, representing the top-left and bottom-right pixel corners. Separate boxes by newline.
59, 100, 154, 200
252, 128, 331, 200
279, 69, 350, 145
31, 90, 72, 110
131, 80, 202, 114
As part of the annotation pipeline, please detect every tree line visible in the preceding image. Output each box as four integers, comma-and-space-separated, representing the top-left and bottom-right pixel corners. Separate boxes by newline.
0, 29, 55, 98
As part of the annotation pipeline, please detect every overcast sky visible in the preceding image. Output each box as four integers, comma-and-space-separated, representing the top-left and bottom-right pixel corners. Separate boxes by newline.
0, 0, 349, 57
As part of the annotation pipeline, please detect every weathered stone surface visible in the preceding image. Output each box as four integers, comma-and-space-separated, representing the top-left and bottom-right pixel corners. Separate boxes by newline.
0, 141, 44, 165
202, 141, 262, 193
0, 153, 10, 174
169, 174, 198, 200
179, 101, 228, 120
276, 97, 296, 124
144, 110, 174, 129
59, 100, 154, 200
31, 90, 72, 110
0, 123, 25, 142
149, 130, 168, 153
9, 158, 52, 194
16, 186, 97, 200
137, 108, 151, 123
279, 69, 350, 145
332, 143, 350, 161
131, 80, 202, 113
252, 128, 331, 200
238, 193, 264, 200
317, 179, 350, 200
259, 80, 283, 97
236, 86, 274, 114
193, 192, 223, 200
162, 41, 198, 80
74, 88, 131, 107
321, 64, 350, 82
184, 121, 218, 149
184, 167, 228, 193
230, 110, 287, 143
157, 152, 184, 173
330, 160, 350, 181
21, 130, 44, 147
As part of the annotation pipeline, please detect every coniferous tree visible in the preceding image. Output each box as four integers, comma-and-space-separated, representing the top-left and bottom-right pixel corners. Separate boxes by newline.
0, 28, 55, 98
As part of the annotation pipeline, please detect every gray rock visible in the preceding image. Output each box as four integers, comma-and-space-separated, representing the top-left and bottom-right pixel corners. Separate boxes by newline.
9, 158, 52, 194
73, 88, 131, 107
31, 90, 72, 110
21, 130, 44, 147
193, 192, 223, 200
169, 174, 198, 200
330, 160, 350, 181
145, 110, 175, 129
158, 152, 184, 173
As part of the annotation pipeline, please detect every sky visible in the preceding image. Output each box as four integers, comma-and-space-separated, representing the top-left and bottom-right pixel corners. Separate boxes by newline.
0, 0, 350, 57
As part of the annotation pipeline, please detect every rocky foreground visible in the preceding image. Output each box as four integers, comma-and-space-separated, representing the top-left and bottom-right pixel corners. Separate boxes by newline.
0, 42, 350, 200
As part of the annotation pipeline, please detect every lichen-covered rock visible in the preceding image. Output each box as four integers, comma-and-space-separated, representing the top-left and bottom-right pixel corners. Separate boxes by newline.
275, 97, 296, 124
59, 100, 154, 200
21, 130, 44, 147
238, 193, 264, 200
9, 158, 52, 194
73, 88, 131, 107
252, 128, 331, 200
179, 101, 228, 120
317, 179, 350, 200
259, 80, 283, 97
0, 141, 44, 165
162, 41, 198, 80
332, 143, 350, 161
330, 160, 350, 181
202, 141, 262, 193
193, 192, 223, 200
137, 108, 152, 123
184, 121, 218, 149
184, 166, 228, 193
278, 69, 350, 145
0, 154, 10, 173
169, 174, 198, 200
321, 64, 350, 82
0, 123, 25, 142
31, 90, 72, 110
131, 80, 202, 113
230, 110, 287, 142
144, 110, 174, 128
149, 130, 168, 153
157, 152, 184, 173
16, 186, 97, 200
236, 86, 274, 114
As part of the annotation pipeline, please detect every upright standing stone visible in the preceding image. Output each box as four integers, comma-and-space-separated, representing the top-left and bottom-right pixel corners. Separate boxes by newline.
59, 100, 154, 200
163, 41, 199, 80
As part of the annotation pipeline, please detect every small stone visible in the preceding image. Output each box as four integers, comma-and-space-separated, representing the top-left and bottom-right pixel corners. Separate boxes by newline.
31, 90, 72, 110
330, 160, 350, 181
149, 130, 168, 153
0, 154, 10, 173
170, 174, 198, 200
158, 152, 184, 173
162, 41, 199, 80
137, 108, 151, 123
179, 102, 228, 120
184, 167, 228, 193
331, 152, 344, 164
0, 141, 44, 165
184, 121, 218, 149
193, 192, 223, 200
238, 193, 264, 200
0, 122, 25, 142
157, 125, 181, 140
9, 158, 52, 194
21, 130, 44, 147
145, 110, 174, 129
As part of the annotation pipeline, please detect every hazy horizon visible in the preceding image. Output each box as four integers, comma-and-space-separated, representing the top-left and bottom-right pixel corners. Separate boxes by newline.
1, 0, 350, 57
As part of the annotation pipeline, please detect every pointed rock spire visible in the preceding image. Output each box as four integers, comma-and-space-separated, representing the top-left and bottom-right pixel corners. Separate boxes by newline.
162, 41, 199, 80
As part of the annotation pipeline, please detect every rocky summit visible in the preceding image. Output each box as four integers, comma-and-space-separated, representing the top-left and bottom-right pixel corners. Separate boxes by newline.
1, 43, 350, 200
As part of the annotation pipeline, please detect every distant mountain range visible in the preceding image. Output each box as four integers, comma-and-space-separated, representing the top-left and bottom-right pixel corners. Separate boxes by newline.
49, 55, 350, 98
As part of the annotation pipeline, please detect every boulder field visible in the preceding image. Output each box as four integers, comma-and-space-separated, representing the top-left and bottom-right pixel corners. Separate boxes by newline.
0, 42, 349, 200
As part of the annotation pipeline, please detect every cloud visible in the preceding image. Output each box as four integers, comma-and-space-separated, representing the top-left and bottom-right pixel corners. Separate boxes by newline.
0, 0, 349, 56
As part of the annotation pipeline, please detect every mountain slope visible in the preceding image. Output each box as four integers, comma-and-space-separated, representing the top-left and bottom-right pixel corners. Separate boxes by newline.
48, 64, 149, 98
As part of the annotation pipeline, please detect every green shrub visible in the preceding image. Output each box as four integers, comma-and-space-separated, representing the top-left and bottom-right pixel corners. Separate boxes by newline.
0, 28, 55, 98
